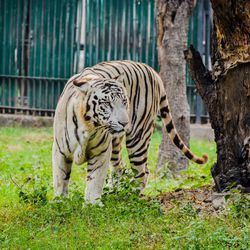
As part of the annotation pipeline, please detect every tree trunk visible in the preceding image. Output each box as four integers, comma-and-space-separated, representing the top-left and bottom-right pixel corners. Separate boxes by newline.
184, 0, 250, 192
156, 0, 195, 172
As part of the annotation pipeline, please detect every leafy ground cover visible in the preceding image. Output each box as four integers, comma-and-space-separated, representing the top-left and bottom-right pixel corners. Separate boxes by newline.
0, 127, 249, 249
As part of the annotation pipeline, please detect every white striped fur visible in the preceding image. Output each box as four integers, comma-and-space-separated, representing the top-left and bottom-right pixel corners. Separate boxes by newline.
53, 60, 208, 204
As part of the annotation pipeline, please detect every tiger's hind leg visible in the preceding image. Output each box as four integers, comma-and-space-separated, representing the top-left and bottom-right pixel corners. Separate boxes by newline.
52, 141, 72, 197
126, 124, 155, 192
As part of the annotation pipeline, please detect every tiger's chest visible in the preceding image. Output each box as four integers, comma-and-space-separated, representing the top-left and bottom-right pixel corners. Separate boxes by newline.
73, 128, 116, 165
86, 129, 114, 159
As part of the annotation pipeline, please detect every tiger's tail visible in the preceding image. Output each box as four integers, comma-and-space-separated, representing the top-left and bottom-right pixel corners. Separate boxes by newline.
159, 95, 208, 164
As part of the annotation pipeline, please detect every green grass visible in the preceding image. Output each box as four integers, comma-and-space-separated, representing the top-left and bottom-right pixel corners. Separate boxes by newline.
0, 127, 249, 249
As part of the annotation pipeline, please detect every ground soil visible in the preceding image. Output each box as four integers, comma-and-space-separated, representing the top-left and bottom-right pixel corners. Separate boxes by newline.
160, 185, 222, 215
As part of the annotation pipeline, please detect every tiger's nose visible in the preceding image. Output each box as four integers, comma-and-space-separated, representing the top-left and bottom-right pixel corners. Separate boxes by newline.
118, 121, 129, 128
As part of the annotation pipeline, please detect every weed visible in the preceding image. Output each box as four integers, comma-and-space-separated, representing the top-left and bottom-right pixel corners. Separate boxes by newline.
227, 192, 250, 219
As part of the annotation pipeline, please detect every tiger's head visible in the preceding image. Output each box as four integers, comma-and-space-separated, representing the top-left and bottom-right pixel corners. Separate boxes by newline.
73, 74, 130, 136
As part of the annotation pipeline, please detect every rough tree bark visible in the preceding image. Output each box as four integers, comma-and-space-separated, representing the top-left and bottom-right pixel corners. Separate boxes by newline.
156, 0, 195, 172
184, 0, 250, 192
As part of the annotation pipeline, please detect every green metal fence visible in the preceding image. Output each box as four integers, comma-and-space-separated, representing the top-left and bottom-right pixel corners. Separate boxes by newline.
0, 0, 81, 115
84, 0, 158, 69
0, 0, 211, 121
187, 0, 212, 123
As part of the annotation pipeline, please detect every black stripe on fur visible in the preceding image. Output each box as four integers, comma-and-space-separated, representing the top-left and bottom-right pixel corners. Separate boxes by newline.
166, 120, 174, 133
130, 157, 147, 166
185, 150, 194, 160
160, 95, 167, 103
160, 106, 169, 118
173, 135, 182, 148
72, 108, 80, 144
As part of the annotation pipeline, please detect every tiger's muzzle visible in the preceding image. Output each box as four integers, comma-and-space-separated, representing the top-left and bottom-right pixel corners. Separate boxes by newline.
109, 121, 130, 135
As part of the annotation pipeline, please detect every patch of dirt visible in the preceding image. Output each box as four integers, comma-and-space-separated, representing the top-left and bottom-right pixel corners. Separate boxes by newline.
7, 145, 24, 151
22, 134, 53, 144
160, 185, 223, 215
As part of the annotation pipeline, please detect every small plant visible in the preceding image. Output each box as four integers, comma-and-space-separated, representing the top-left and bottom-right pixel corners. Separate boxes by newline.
226, 193, 250, 218
10, 175, 48, 205
102, 167, 162, 216
179, 202, 198, 218
103, 168, 142, 199
19, 185, 48, 205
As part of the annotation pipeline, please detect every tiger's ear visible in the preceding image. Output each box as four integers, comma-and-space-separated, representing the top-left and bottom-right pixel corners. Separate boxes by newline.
72, 74, 100, 93
113, 73, 125, 83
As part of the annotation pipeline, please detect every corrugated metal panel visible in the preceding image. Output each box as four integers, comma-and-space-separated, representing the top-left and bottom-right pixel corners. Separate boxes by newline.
84, 0, 159, 70
0, 0, 24, 108
0, 0, 80, 115
28, 0, 78, 109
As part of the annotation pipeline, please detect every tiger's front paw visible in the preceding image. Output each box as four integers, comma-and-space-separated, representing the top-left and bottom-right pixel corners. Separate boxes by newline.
82, 198, 104, 208
73, 146, 86, 165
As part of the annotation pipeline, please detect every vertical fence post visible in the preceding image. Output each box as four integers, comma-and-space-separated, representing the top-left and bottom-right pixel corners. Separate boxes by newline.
195, 0, 204, 124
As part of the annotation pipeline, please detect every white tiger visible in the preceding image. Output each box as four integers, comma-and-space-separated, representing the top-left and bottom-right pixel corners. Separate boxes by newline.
53, 60, 208, 204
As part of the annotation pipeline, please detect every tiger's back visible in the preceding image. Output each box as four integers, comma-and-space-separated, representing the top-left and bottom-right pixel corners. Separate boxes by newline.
81, 60, 162, 131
